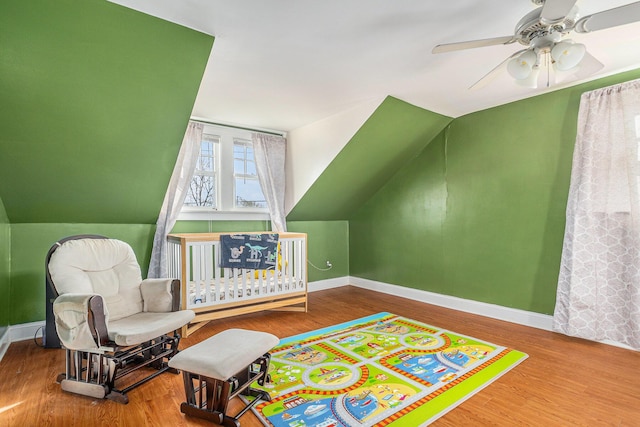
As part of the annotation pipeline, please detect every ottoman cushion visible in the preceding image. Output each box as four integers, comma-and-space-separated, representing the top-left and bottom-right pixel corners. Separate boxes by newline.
169, 328, 279, 380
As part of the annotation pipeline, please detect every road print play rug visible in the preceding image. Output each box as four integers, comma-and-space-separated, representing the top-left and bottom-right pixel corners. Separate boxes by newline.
248, 312, 528, 427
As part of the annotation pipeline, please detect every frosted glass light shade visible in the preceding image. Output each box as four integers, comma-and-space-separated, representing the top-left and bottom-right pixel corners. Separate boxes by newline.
551, 41, 586, 71
507, 50, 538, 80
516, 66, 540, 88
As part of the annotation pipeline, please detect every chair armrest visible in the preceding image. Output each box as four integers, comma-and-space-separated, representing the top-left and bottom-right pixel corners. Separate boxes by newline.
140, 278, 181, 312
52, 293, 109, 350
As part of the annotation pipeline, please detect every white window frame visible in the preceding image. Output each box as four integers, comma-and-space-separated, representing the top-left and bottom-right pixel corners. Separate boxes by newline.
183, 133, 219, 209
232, 138, 266, 209
179, 123, 270, 221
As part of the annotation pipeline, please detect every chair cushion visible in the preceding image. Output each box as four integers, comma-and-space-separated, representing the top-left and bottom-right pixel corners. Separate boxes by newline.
49, 238, 144, 321
168, 328, 279, 380
108, 310, 195, 346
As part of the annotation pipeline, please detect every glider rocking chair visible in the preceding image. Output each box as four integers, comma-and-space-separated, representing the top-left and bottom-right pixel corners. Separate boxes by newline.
45, 235, 195, 403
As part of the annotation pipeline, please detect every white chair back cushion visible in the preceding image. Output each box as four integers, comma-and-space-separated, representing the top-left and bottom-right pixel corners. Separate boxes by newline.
49, 238, 144, 321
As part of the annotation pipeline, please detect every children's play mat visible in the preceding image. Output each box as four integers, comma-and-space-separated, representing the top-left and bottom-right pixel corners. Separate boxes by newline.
248, 312, 528, 427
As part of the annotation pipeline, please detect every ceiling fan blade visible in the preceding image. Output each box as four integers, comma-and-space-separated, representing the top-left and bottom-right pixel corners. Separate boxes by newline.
469, 49, 528, 90
575, 1, 640, 33
540, 0, 578, 25
432, 35, 516, 54
572, 51, 605, 78
553, 51, 604, 83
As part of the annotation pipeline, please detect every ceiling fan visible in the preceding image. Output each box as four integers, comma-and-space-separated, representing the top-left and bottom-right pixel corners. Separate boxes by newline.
432, 0, 640, 89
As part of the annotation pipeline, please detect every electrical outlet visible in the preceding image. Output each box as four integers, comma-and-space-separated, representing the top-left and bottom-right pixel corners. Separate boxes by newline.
326, 260, 332, 268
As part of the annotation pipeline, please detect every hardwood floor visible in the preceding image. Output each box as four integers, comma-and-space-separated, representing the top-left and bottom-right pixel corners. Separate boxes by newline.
1, 286, 639, 426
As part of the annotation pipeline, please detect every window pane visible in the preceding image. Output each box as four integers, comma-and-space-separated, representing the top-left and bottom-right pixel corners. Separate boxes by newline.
184, 174, 216, 207
234, 158, 245, 172
184, 133, 218, 209
233, 144, 246, 156
233, 139, 266, 209
197, 137, 217, 172
235, 177, 266, 208
199, 156, 213, 171
245, 158, 256, 175
234, 142, 250, 174
201, 141, 213, 156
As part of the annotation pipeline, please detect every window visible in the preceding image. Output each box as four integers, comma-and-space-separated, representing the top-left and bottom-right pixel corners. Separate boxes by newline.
184, 134, 218, 208
180, 124, 268, 220
233, 139, 266, 208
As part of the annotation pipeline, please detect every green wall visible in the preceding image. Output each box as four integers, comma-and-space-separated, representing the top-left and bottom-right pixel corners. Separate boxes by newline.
350, 68, 640, 315
288, 96, 452, 220
8, 219, 349, 325
10, 224, 156, 325
0, 0, 213, 326
0, 197, 10, 332
288, 221, 349, 283
0, 0, 213, 224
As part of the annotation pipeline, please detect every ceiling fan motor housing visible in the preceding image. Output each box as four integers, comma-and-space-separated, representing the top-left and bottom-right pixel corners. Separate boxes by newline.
515, 7, 577, 46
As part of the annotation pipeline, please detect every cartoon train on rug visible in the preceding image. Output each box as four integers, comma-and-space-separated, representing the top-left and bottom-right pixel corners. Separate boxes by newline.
167, 232, 308, 336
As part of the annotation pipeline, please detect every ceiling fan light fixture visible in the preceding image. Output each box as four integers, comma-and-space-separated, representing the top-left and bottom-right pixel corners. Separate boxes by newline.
516, 66, 540, 88
551, 41, 586, 71
507, 50, 538, 80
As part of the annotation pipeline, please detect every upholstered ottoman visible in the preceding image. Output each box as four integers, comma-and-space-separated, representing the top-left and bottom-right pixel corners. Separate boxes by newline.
169, 328, 279, 427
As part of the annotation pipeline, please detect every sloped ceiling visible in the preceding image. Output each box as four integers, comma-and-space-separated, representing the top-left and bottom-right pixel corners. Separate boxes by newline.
287, 97, 453, 221
0, 0, 213, 223
108, 0, 640, 131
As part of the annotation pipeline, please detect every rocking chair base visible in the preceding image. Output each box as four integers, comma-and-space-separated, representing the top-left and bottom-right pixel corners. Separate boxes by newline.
61, 379, 108, 400
57, 333, 181, 403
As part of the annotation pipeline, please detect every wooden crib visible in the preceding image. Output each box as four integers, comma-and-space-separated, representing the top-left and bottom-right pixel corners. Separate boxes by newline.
167, 232, 308, 336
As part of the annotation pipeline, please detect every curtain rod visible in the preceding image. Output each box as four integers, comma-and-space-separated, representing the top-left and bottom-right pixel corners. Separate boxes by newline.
190, 117, 286, 137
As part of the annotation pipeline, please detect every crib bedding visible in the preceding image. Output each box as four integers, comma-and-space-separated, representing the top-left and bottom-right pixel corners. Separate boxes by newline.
188, 277, 298, 306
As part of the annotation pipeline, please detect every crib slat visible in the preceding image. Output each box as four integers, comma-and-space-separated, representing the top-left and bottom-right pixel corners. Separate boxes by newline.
296, 237, 304, 290
194, 244, 200, 303
205, 243, 213, 306
214, 242, 221, 304
286, 239, 294, 292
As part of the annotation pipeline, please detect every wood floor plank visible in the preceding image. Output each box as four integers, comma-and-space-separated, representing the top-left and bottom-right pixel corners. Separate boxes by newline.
1, 286, 638, 426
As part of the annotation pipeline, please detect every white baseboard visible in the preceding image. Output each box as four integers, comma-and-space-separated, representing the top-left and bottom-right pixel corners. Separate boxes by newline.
0, 328, 10, 363
10, 320, 45, 343
0, 321, 45, 364
308, 277, 350, 292
348, 276, 554, 331
306, 275, 554, 331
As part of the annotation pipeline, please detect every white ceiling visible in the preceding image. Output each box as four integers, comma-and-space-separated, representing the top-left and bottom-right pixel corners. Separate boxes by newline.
110, 0, 640, 131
